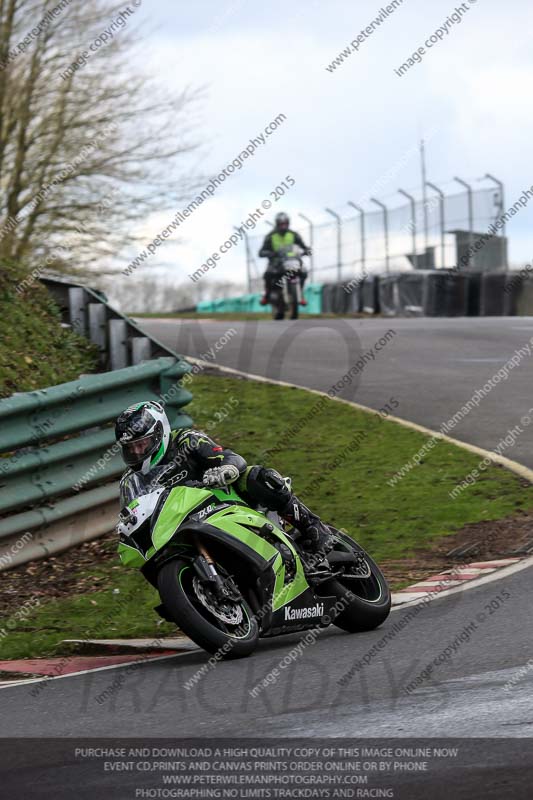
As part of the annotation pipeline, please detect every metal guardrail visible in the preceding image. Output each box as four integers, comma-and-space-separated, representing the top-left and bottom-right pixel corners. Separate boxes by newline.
0, 357, 193, 570
41, 274, 181, 370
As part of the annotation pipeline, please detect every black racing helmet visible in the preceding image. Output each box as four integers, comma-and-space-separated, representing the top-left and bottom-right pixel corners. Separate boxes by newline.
275, 212, 290, 233
115, 401, 171, 474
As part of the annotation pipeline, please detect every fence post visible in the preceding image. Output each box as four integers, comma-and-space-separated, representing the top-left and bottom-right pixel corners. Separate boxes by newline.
371, 198, 390, 273
426, 181, 446, 269
325, 207, 343, 282
109, 319, 128, 369
347, 201, 366, 276
483, 173, 508, 270
454, 176, 474, 266
398, 188, 417, 269
298, 213, 315, 281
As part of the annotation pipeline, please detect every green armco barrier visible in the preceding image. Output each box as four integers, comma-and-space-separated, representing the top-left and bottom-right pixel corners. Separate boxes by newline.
0, 357, 193, 537
197, 283, 324, 315
0, 357, 190, 452
0, 483, 118, 540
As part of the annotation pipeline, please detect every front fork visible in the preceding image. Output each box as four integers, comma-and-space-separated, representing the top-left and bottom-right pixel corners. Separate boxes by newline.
193, 537, 241, 601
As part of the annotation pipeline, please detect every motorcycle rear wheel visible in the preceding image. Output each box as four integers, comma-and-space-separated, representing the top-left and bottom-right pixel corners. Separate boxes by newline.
157, 559, 259, 658
323, 535, 391, 633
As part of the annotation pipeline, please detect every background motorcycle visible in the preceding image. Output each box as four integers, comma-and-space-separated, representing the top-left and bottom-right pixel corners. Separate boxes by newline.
269, 246, 307, 321
117, 467, 391, 658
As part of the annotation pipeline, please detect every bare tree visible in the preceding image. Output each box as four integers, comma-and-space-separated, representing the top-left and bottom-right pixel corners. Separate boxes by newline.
0, 0, 201, 273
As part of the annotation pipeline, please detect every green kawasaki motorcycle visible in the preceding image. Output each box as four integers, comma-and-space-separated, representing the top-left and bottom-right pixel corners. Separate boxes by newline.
117, 467, 391, 658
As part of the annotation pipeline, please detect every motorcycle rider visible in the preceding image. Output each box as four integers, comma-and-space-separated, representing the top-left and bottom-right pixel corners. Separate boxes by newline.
115, 401, 333, 554
259, 212, 311, 306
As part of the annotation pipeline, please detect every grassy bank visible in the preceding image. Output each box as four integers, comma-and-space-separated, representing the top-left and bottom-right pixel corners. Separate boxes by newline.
2, 372, 532, 660
0, 262, 98, 398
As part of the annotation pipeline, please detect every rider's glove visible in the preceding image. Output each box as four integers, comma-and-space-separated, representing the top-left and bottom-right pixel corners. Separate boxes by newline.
202, 464, 240, 487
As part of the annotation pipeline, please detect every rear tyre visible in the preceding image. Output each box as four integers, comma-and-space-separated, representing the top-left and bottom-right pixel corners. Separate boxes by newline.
323, 537, 391, 632
157, 559, 259, 658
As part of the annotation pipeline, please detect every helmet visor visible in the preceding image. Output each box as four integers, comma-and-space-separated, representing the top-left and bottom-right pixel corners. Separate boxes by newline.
121, 432, 159, 466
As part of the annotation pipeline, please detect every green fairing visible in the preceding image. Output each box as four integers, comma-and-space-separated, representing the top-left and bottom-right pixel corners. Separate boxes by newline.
118, 482, 310, 609
152, 485, 212, 550
203, 504, 308, 609
118, 540, 151, 568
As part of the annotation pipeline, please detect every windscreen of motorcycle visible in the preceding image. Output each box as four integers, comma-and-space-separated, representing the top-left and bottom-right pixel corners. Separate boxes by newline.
120, 464, 175, 506
118, 488, 165, 537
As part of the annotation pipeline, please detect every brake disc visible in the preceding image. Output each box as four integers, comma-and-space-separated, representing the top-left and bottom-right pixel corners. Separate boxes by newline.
192, 576, 243, 625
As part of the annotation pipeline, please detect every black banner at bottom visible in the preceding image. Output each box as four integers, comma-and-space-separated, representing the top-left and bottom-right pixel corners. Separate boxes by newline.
0, 738, 532, 800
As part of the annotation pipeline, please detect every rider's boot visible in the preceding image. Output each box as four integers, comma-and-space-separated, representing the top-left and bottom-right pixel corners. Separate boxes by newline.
281, 496, 334, 554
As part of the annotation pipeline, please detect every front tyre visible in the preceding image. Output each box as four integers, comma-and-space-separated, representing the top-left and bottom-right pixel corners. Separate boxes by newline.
271, 290, 285, 320
157, 559, 259, 658
289, 283, 299, 320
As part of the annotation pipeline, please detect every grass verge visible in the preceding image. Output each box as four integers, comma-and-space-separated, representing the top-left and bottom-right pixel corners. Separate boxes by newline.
0, 261, 98, 397
1, 372, 532, 660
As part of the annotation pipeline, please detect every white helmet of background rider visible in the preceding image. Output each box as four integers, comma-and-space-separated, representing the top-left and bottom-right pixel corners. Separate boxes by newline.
115, 401, 171, 475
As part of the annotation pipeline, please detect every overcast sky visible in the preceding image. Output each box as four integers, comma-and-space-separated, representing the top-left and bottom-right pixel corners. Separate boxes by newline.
124, 0, 533, 288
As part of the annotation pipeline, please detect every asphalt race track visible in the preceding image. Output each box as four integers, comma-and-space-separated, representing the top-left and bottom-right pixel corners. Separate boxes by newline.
1, 558, 532, 739
2, 316, 533, 796
143, 316, 533, 468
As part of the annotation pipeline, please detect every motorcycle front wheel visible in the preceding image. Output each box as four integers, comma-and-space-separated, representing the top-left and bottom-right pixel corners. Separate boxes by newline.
270, 290, 285, 320
157, 559, 259, 658
289, 282, 299, 320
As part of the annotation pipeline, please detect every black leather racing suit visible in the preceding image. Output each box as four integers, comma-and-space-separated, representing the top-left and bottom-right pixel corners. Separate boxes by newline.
119, 428, 332, 553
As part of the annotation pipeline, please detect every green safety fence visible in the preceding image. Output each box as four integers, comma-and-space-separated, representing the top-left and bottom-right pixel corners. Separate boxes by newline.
0, 357, 192, 541
197, 283, 324, 315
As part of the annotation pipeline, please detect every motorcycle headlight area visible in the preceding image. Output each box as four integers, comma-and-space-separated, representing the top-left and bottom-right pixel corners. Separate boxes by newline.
117, 490, 164, 536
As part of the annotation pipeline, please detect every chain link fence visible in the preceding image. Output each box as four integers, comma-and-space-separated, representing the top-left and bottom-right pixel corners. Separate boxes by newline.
246, 187, 504, 290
